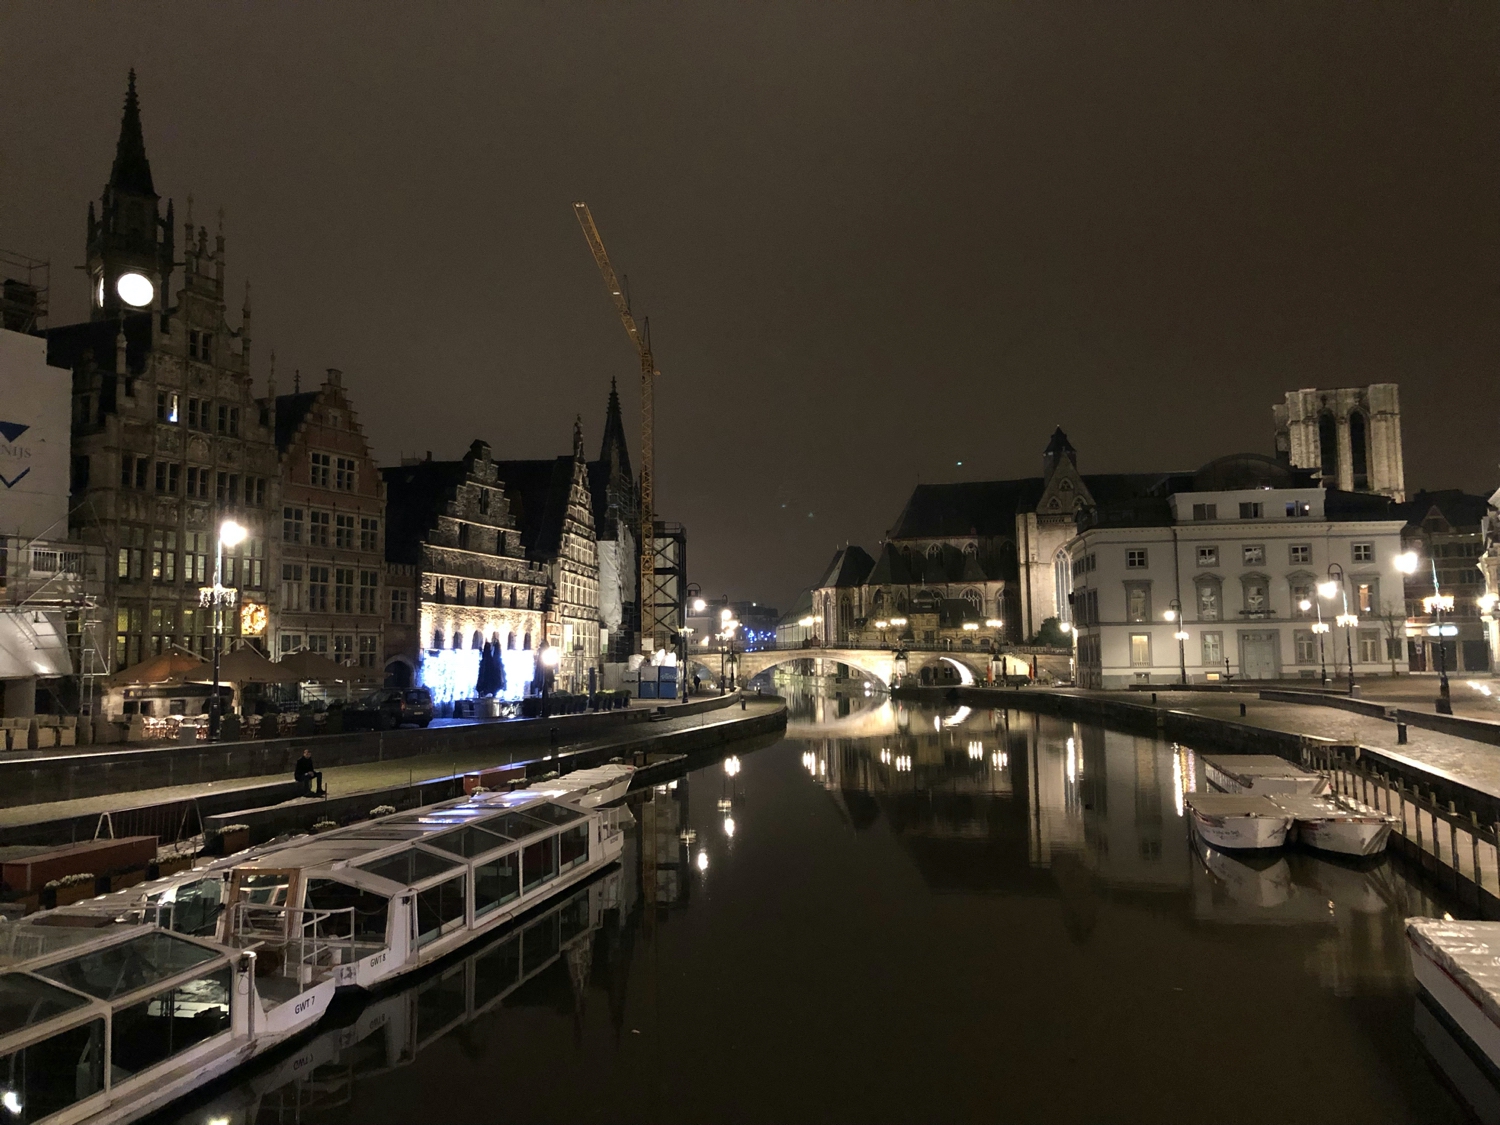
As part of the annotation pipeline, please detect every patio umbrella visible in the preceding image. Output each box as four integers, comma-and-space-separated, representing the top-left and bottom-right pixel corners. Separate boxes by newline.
186, 646, 298, 685
107, 649, 208, 687
275, 649, 378, 683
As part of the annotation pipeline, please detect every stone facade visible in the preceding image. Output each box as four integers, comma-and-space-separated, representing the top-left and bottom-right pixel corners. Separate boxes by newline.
1394, 490, 1492, 674
1274, 385, 1405, 500
48, 76, 279, 671
271, 368, 385, 671
495, 423, 601, 692
382, 441, 549, 703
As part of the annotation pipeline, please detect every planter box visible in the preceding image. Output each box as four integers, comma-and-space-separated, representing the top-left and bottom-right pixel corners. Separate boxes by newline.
217, 829, 250, 854
51, 882, 99, 907
156, 855, 195, 878
2, 836, 157, 894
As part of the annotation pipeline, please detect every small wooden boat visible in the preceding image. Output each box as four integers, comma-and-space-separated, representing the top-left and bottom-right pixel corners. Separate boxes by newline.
1269, 793, 1395, 857
1185, 793, 1294, 850
1407, 918, 1500, 1079
1203, 754, 1330, 797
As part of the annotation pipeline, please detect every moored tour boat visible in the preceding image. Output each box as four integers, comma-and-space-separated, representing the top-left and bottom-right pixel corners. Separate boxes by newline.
1407, 918, 1500, 1079
1185, 793, 1294, 851
1203, 754, 1331, 797
528, 762, 636, 807
1269, 793, 1395, 857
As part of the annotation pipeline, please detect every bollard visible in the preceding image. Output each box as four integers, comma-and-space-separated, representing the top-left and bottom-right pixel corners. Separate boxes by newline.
1397, 720, 1408, 745
741, 696, 747, 711
1239, 702, 1246, 717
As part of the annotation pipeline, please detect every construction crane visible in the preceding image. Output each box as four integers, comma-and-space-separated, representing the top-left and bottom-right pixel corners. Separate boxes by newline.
573, 202, 661, 654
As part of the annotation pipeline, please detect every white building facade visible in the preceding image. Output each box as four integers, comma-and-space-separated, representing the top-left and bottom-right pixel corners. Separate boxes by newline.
1068, 475, 1408, 689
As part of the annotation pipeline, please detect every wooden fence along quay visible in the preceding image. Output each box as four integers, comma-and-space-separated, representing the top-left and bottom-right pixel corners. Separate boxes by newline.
895, 684, 1500, 918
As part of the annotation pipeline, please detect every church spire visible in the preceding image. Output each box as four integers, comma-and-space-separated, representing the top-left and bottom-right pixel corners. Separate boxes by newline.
599, 376, 632, 479
109, 70, 156, 197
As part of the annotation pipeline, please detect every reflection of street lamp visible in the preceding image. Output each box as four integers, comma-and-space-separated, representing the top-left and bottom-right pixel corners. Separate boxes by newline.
203, 519, 246, 741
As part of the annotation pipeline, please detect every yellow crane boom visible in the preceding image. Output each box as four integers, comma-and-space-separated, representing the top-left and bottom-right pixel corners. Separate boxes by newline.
573, 201, 660, 654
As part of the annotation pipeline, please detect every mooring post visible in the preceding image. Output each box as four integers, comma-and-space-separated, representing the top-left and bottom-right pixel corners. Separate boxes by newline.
1397, 720, 1408, 744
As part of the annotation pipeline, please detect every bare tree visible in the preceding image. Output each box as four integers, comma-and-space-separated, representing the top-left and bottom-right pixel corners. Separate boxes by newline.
1378, 600, 1408, 678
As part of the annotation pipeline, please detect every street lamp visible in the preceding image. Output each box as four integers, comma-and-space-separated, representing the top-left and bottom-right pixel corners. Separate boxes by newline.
538, 643, 561, 716
1165, 600, 1187, 685
1323, 564, 1357, 697
1420, 555, 1456, 714
874, 619, 890, 647
201, 519, 246, 741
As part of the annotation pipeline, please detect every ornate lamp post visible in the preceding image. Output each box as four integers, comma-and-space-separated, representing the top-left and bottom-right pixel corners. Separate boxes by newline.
1321, 563, 1357, 697
1303, 598, 1329, 688
201, 519, 246, 741
1164, 599, 1187, 685
1421, 556, 1456, 714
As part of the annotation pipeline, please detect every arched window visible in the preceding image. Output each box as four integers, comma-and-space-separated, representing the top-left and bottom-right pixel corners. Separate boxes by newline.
872, 590, 885, 614
432, 627, 445, 650
490, 631, 501, 646
926, 543, 942, 559
1054, 550, 1072, 624
523, 631, 532, 650
1349, 410, 1369, 489
1318, 412, 1338, 483
509, 587, 517, 608
962, 589, 981, 613
471, 629, 483, 650
963, 542, 977, 557
451, 630, 463, 649
838, 597, 853, 634
506, 632, 516, 650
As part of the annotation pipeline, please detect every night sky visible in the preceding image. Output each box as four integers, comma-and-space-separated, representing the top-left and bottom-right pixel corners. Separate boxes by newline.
2, 3, 1495, 611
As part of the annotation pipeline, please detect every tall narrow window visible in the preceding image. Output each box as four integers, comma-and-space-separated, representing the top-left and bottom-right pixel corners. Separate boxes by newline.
1318, 412, 1338, 482
1349, 411, 1369, 490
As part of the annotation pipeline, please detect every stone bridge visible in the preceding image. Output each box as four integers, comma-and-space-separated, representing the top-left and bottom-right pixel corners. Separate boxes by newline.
685, 646, 1038, 689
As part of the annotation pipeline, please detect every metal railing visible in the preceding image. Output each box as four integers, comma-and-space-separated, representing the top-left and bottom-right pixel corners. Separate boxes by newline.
1301, 742, 1500, 916
227, 902, 359, 984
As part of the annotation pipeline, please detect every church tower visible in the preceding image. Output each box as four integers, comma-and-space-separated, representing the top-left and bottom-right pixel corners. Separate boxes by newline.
596, 377, 636, 538
86, 71, 174, 320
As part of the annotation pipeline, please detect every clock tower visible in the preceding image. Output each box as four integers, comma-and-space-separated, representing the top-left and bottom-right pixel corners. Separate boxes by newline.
86, 70, 175, 319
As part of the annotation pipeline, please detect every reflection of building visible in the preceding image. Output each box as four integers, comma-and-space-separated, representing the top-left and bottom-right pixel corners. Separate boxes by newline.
495, 422, 601, 693
272, 368, 385, 671
1392, 490, 1491, 674
382, 441, 548, 702
1067, 456, 1406, 688
48, 76, 279, 670
1274, 385, 1405, 500
0, 323, 107, 717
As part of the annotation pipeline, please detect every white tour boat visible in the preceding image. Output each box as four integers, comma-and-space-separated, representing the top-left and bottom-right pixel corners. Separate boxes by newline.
529, 762, 636, 807
1185, 793, 1294, 850
1203, 754, 1331, 797
1269, 793, 1395, 857
1407, 918, 1500, 1079
0, 904, 334, 1125
216, 783, 631, 993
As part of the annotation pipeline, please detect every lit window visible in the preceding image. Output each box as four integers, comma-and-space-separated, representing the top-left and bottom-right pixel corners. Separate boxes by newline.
1130, 634, 1151, 666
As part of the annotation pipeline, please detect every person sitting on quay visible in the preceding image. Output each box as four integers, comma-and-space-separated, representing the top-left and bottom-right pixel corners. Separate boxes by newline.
295, 747, 326, 797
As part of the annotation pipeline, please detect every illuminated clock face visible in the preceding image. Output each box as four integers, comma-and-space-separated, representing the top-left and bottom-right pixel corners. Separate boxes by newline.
115, 272, 155, 308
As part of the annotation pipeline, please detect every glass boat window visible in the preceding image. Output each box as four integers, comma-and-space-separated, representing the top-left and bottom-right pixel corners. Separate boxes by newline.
110, 967, 231, 1079
558, 823, 590, 873
163, 878, 224, 937
0, 1017, 104, 1122
236, 872, 293, 908
36, 932, 220, 1002
474, 852, 520, 918
522, 835, 558, 893
0, 972, 90, 1037
304, 879, 389, 944
415, 876, 466, 948
428, 825, 510, 860
477, 811, 553, 841
525, 803, 585, 827
357, 847, 462, 888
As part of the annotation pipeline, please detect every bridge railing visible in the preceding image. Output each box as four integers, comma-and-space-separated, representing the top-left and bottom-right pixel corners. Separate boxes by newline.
737, 640, 1071, 657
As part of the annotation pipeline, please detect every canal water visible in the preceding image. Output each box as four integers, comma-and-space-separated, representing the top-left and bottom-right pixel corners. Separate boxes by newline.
159, 690, 1475, 1125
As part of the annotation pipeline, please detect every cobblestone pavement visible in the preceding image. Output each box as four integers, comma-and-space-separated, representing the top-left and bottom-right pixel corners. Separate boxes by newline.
0, 699, 782, 831
1067, 688, 1500, 799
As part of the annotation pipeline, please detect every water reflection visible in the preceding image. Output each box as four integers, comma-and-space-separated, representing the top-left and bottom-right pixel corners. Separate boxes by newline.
153, 688, 1469, 1125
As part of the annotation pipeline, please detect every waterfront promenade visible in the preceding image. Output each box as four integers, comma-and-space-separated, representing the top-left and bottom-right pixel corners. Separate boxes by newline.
0, 694, 783, 837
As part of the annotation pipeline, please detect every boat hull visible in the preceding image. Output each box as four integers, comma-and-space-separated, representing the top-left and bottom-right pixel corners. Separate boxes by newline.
1188, 807, 1292, 851
1294, 816, 1392, 857
1409, 933, 1500, 1076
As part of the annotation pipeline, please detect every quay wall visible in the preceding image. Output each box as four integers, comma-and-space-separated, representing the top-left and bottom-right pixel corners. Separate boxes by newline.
0, 695, 743, 811
204, 702, 788, 846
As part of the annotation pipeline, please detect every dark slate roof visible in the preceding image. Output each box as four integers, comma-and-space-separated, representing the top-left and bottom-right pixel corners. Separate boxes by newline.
815, 545, 875, 589
273, 392, 319, 453
888, 474, 1173, 539
494, 457, 578, 560
1043, 426, 1075, 459
110, 71, 156, 197
1390, 489, 1490, 532
597, 379, 632, 482
778, 588, 815, 626
45, 312, 154, 376
381, 460, 472, 565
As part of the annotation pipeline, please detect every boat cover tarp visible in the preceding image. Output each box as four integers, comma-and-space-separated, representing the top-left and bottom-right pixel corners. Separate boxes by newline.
1204, 755, 1321, 782
1184, 794, 1289, 819
1408, 918, 1500, 1031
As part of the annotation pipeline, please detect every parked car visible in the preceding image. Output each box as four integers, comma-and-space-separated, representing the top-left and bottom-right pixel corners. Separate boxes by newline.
345, 687, 434, 730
